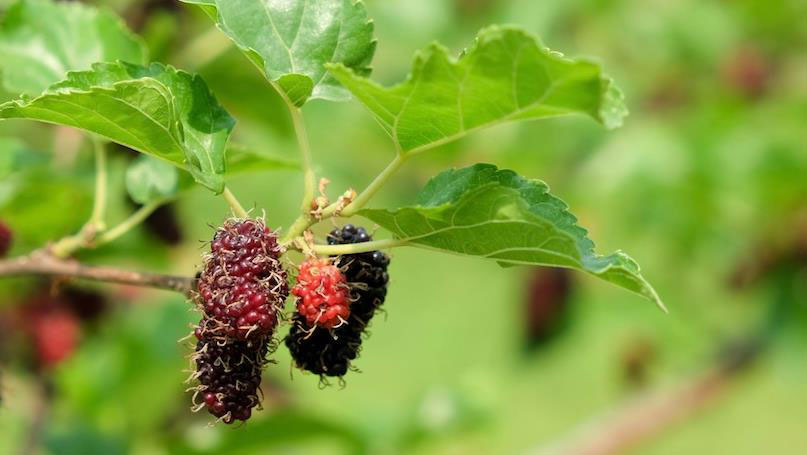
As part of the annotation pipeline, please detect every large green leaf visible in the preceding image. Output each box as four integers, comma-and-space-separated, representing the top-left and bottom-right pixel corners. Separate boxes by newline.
0, 0, 146, 95
0, 62, 235, 193
180, 0, 376, 106
329, 25, 628, 154
360, 164, 662, 309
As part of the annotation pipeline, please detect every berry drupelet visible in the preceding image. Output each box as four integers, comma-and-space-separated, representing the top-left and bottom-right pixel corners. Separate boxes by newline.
191, 319, 267, 423
196, 219, 288, 340
285, 225, 390, 378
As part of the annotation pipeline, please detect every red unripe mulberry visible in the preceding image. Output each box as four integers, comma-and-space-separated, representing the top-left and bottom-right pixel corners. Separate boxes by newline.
292, 258, 350, 329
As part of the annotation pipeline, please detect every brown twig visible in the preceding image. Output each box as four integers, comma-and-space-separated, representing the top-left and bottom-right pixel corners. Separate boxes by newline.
530, 339, 763, 455
0, 251, 196, 295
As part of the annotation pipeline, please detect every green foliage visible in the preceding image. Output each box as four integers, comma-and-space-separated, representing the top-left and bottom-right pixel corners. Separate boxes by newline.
0, 0, 146, 95
329, 26, 627, 153
361, 164, 661, 308
0, 62, 235, 192
125, 156, 179, 205
181, 0, 376, 106
166, 411, 367, 455
225, 143, 300, 174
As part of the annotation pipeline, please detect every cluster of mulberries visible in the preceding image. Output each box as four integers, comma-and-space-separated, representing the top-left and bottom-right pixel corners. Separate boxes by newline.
286, 225, 390, 379
189, 219, 288, 424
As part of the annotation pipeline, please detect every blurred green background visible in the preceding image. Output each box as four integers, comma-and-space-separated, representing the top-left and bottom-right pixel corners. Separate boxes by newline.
1, 0, 805, 454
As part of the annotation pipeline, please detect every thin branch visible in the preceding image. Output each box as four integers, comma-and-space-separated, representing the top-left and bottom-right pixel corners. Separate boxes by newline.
94, 198, 171, 247
530, 338, 764, 455
281, 213, 314, 245
50, 198, 173, 258
0, 252, 196, 295
88, 137, 107, 230
322, 154, 407, 218
289, 105, 316, 213
222, 187, 249, 218
309, 238, 407, 255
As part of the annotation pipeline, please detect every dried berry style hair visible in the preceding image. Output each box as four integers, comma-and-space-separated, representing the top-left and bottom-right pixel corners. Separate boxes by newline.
196, 219, 288, 340
286, 225, 390, 379
190, 319, 268, 423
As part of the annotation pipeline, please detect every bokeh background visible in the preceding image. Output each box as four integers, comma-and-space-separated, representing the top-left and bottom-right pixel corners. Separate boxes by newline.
1, 0, 806, 454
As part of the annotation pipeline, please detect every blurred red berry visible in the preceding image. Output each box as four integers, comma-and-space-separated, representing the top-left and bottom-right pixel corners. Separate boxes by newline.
31, 310, 81, 368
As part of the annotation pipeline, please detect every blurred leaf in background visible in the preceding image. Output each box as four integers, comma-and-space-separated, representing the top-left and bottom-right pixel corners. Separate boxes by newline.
0, 0, 805, 454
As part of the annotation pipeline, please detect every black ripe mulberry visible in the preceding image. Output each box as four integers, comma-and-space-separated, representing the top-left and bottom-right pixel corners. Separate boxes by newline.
196, 219, 288, 340
285, 225, 390, 378
191, 319, 267, 423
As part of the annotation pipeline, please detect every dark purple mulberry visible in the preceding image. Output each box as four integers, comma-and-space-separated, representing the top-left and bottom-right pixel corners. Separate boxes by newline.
285, 225, 390, 378
191, 319, 267, 423
0, 220, 12, 257
196, 219, 288, 340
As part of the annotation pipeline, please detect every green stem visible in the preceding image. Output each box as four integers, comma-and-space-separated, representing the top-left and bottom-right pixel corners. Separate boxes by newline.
88, 137, 107, 230
94, 199, 170, 247
50, 199, 172, 257
281, 213, 313, 245
289, 106, 316, 213
49, 233, 89, 259
222, 187, 249, 218
322, 154, 407, 218
310, 238, 407, 255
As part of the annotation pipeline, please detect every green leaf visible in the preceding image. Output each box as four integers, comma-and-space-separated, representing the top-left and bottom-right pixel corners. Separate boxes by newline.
360, 164, 663, 309
125, 155, 178, 204
0, 0, 146, 95
328, 25, 628, 154
0, 61, 235, 193
180, 0, 376, 106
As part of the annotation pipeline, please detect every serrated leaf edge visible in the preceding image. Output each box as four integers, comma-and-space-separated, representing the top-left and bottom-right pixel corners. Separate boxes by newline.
327, 24, 628, 153
181, 0, 377, 105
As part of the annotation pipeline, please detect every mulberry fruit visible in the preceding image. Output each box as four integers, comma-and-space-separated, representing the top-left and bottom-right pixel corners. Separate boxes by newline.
285, 225, 390, 378
196, 219, 288, 340
191, 319, 267, 423
525, 268, 572, 351
292, 258, 350, 329
0, 221, 12, 257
